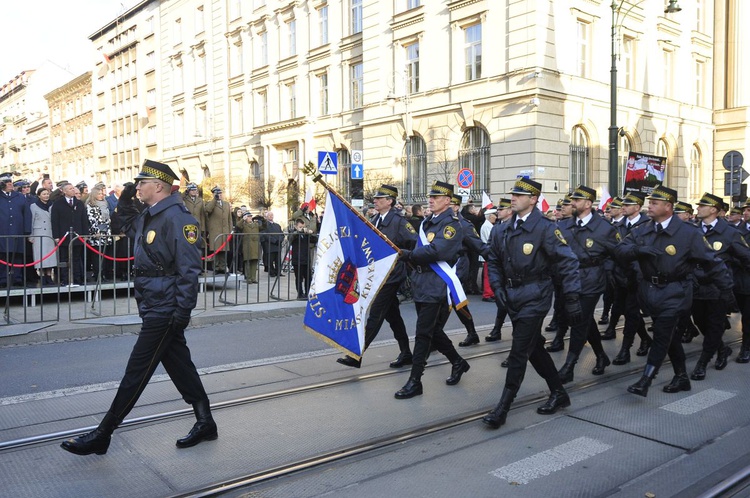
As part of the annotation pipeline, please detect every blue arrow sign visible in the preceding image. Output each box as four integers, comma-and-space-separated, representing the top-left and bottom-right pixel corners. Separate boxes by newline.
318, 151, 338, 174
351, 164, 363, 179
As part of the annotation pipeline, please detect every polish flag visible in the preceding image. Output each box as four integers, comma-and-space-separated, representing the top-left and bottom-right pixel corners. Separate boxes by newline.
598, 185, 612, 211
538, 191, 550, 212
304, 184, 316, 211
481, 191, 493, 209
96, 50, 111, 78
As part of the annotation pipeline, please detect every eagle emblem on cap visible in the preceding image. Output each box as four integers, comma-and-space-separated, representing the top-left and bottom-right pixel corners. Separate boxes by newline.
183, 224, 198, 244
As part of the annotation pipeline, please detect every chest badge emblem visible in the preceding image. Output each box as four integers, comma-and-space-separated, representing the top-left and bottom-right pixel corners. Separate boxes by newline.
585, 238, 594, 248
146, 230, 156, 244
665, 245, 677, 256
523, 243, 534, 255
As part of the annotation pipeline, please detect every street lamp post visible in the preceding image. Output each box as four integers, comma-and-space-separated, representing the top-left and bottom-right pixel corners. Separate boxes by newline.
609, 0, 681, 196
387, 72, 413, 205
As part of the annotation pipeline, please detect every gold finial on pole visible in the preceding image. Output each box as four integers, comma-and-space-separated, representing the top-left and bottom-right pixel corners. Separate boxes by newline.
303, 161, 323, 184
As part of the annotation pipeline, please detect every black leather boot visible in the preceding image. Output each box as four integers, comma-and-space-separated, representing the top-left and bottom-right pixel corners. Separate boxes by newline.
600, 323, 617, 340
598, 314, 609, 325
737, 344, 750, 364
537, 388, 571, 414
715, 346, 733, 370
61, 411, 118, 456
176, 399, 218, 448
557, 352, 578, 384
485, 314, 504, 342
395, 377, 423, 399
635, 336, 652, 356
691, 354, 710, 381
545, 319, 558, 332
389, 352, 413, 368
627, 364, 658, 397
337, 356, 362, 368
482, 388, 515, 429
612, 336, 634, 365
546, 328, 566, 352
592, 353, 610, 375
458, 320, 480, 347
446, 358, 470, 385
663, 372, 691, 393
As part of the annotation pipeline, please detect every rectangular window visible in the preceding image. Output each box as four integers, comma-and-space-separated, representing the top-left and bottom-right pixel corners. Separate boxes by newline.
695, 0, 704, 32
319, 6, 329, 45
406, 43, 419, 93
352, 0, 362, 34
576, 20, 589, 78
260, 31, 268, 67
195, 5, 205, 34
407, 0, 420, 9
695, 60, 704, 106
230, 42, 243, 77
288, 19, 297, 57
195, 55, 206, 86
621, 37, 634, 89
146, 88, 156, 107
287, 82, 297, 119
318, 72, 329, 115
173, 18, 182, 46
174, 111, 184, 145
173, 64, 184, 94
147, 126, 156, 144
350, 62, 363, 109
258, 90, 268, 125
145, 17, 154, 35
464, 24, 482, 81
195, 105, 207, 139
663, 49, 673, 97
229, 0, 241, 20
230, 96, 243, 134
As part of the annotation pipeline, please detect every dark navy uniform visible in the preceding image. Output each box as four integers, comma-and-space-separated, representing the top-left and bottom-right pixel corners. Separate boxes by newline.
337, 190, 417, 368
395, 181, 469, 399
61, 160, 216, 457
484, 179, 581, 428
0, 186, 31, 286
614, 186, 733, 397
454, 205, 490, 347
556, 207, 618, 382
735, 218, 750, 362
691, 215, 750, 377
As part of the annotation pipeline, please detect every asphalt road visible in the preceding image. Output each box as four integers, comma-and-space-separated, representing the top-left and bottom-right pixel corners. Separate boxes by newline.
0, 299, 503, 399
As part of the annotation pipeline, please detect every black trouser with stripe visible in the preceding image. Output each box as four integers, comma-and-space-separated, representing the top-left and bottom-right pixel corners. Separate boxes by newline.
106, 316, 208, 425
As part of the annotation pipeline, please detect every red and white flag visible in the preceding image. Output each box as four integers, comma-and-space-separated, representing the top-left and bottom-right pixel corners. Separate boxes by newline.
96, 50, 111, 78
598, 185, 612, 211
481, 191, 493, 209
538, 191, 550, 213
304, 184, 317, 211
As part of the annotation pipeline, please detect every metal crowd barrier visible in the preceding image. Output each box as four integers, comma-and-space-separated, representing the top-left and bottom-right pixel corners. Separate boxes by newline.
0, 230, 313, 325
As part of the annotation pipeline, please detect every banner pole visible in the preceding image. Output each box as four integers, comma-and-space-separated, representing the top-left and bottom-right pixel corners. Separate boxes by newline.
302, 161, 402, 254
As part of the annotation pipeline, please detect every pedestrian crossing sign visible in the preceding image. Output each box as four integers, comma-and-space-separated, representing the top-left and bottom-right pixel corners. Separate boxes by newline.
318, 151, 338, 174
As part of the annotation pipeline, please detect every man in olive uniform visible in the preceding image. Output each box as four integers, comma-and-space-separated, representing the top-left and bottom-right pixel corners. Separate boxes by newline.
337, 184, 416, 369
182, 183, 207, 234
614, 185, 733, 397
556, 185, 617, 383
690, 192, 750, 380
61, 160, 216, 456
483, 178, 583, 429
395, 181, 471, 399
205, 186, 233, 273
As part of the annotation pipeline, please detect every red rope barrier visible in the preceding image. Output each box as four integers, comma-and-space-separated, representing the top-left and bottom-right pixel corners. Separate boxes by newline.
201, 233, 234, 260
0, 233, 68, 268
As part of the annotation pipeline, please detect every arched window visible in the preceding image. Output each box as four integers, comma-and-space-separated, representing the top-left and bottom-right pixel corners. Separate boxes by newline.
569, 126, 589, 188
250, 160, 262, 179
337, 149, 351, 200
689, 145, 701, 201
403, 134, 427, 202
618, 133, 632, 194
458, 127, 490, 198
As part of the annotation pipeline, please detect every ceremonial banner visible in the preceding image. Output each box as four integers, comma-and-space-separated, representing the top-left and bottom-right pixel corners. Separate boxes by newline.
623, 152, 667, 196
304, 190, 398, 359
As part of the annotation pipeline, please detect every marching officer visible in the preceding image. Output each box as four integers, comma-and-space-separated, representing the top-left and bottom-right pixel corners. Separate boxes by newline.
690, 192, 750, 380
483, 178, 582, 428
395, 181, 471, 399
485, 198, 513, 342
61, 160, 217, 456
556, 185, 617, 383
546, 194, 574, 352
337, 184, 416, 369
736, 199, 750, 363
614, 185, 733, 397
673, 202, 701, 345
451, 194, 490, 347
608, 191, 653, 360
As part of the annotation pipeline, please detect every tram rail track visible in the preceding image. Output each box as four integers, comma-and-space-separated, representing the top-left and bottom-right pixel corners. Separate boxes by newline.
0, 330, 738, 498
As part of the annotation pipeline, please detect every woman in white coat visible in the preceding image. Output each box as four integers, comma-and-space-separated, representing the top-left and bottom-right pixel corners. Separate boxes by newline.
29, 188, 57, 286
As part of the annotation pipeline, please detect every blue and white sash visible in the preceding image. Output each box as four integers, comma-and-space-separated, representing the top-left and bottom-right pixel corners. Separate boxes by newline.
418, 224, 468, 310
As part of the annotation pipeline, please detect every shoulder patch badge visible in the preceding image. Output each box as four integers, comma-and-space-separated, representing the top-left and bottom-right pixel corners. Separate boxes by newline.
405, 223, 416, 234
703, 236, 712, 249
183, 224, 199, 244
615, 232, 622, 242
443, 225, 457, 240
554, 228, 568, 245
